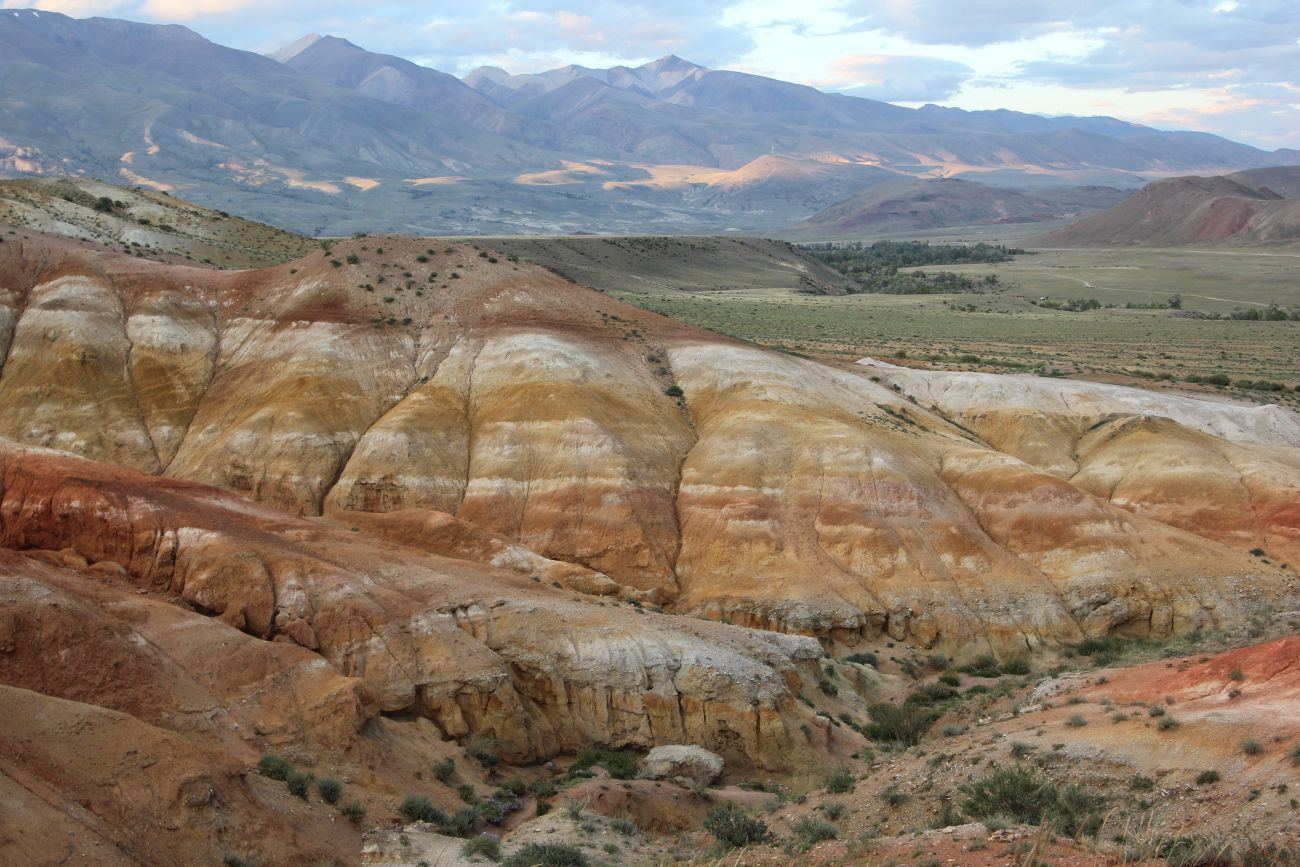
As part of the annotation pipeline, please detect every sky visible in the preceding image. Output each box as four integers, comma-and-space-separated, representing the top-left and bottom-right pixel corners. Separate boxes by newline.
5, 0, 1299, 149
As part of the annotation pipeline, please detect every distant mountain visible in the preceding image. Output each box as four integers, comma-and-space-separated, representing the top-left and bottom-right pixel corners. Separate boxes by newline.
1, 8, 1297, 234
789, 177, 1130, 237
1035, 168, 1300, 247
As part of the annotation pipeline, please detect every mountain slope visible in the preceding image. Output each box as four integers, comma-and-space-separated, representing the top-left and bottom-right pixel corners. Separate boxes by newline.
791, 177, 1129, 236
1037, 170, 1300, 247
1, 9, 1297, 234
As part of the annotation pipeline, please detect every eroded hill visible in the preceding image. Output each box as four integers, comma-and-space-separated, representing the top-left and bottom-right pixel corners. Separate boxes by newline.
1, 219, 1298, 864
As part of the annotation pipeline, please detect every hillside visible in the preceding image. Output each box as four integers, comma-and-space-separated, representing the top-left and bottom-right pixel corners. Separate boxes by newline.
487, 234, 858, 295
0, 177, 315, 267
1036, 169, 1300, 247
1, 10, 1297, 234
790, 178, 1130, 237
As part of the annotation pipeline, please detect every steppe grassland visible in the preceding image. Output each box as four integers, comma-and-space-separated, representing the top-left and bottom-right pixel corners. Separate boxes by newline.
612, 246, 1300, 409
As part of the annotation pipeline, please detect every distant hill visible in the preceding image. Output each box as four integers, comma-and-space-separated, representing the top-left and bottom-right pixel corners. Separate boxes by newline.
788, 178, 1129, 237
1035, 168, 1300, 247
0, 177, 314, 267
1, 9, 1297, 234
487, 235, 858, 296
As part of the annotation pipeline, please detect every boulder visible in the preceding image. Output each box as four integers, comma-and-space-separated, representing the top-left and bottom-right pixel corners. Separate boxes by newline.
640, 745, 724, 787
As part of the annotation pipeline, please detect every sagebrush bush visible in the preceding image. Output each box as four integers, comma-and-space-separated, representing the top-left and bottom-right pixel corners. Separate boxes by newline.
286, 770, 312, 800
317, 777, 342, 804
399, 794, 443, 824
703, 805, 770, 847
340, 800, 367, 823
825, 764, 855, 794
432, 758, 457, 782
503, 843, 589, 867
960, 655, 1001, 678
461, 834, 501, 861
961, 765, 1100, 837
257, 754, 293, 781
1196, 770, 1221, 785
906, 683, 958, 706
570, 747, 638, 780
864, 702, 939, 745
790, 816, 838, 847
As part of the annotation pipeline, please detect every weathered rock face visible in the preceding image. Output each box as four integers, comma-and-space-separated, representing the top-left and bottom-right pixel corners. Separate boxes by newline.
0, 228, 1296, 657
0, 442, 826, 769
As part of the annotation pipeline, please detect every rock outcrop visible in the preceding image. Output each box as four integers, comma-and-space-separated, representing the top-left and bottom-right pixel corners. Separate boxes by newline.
0, 228, 1295, 654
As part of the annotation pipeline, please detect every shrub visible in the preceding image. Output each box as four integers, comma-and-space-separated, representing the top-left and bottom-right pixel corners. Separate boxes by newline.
1196, 770, 1221, 785
821, 801, 846, 821
563, 797, 585, 820
340, 800, 367, 823
432, 758, 457, 782
535, 800, 552, 816
258, 754, 293, 781
1066, 714, 1087, 728
825, 765, 855, 794
286, 770, 312, 800
570, 747, 638, 780
961, 765, 1100, 837
879, 785, 909, 807
703, 805, 770, 847
457, 783, 479, 804
1000, 658, 1031, 676
610, 817, 637, 835
317, 777, 342, 804
941, 723, 966, 737
960, 655, 1001, 678
1228, 667, 1244, 681
844, 651, 878, 667
1156, 835, 1235, 867
1241, 739, 1263, 756
441, 807, 479, 837
399, 794, 443, 823
467, 735, 500, 771
1158, 716, 1180, 730
462, 834, 501, 861
1290, 744, 1300, 766
663, 385, 684, 398
906, 683, 958, 706
1010, 742, 1032, 759
864, 702, 939, 745
790, 816, 838, 847
503, 843, 589, 867
528, 778, 558, 797
1148, 705, 1166, 717
938, 671, 961, 687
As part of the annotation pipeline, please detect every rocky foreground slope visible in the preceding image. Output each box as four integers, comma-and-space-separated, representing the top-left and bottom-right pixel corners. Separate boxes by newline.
0, 222, 1297, 863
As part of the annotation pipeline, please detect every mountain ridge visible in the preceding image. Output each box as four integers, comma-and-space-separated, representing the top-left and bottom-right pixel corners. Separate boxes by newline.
1, 8, 1297, 234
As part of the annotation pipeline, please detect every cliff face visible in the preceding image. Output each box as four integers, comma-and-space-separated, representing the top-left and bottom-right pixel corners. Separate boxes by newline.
0, 230, 1296, 657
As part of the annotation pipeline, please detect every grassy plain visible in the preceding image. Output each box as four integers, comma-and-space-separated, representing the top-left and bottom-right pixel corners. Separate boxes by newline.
603, 244, 1300, 410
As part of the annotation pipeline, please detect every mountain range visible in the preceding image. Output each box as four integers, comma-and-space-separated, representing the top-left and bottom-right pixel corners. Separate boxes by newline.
2, 8, 1298, 235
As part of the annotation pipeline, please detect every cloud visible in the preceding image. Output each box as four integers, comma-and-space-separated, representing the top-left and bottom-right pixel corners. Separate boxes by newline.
138, 0, 256, 20
819, 53, 972, 101
836, 0, 1120, 47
